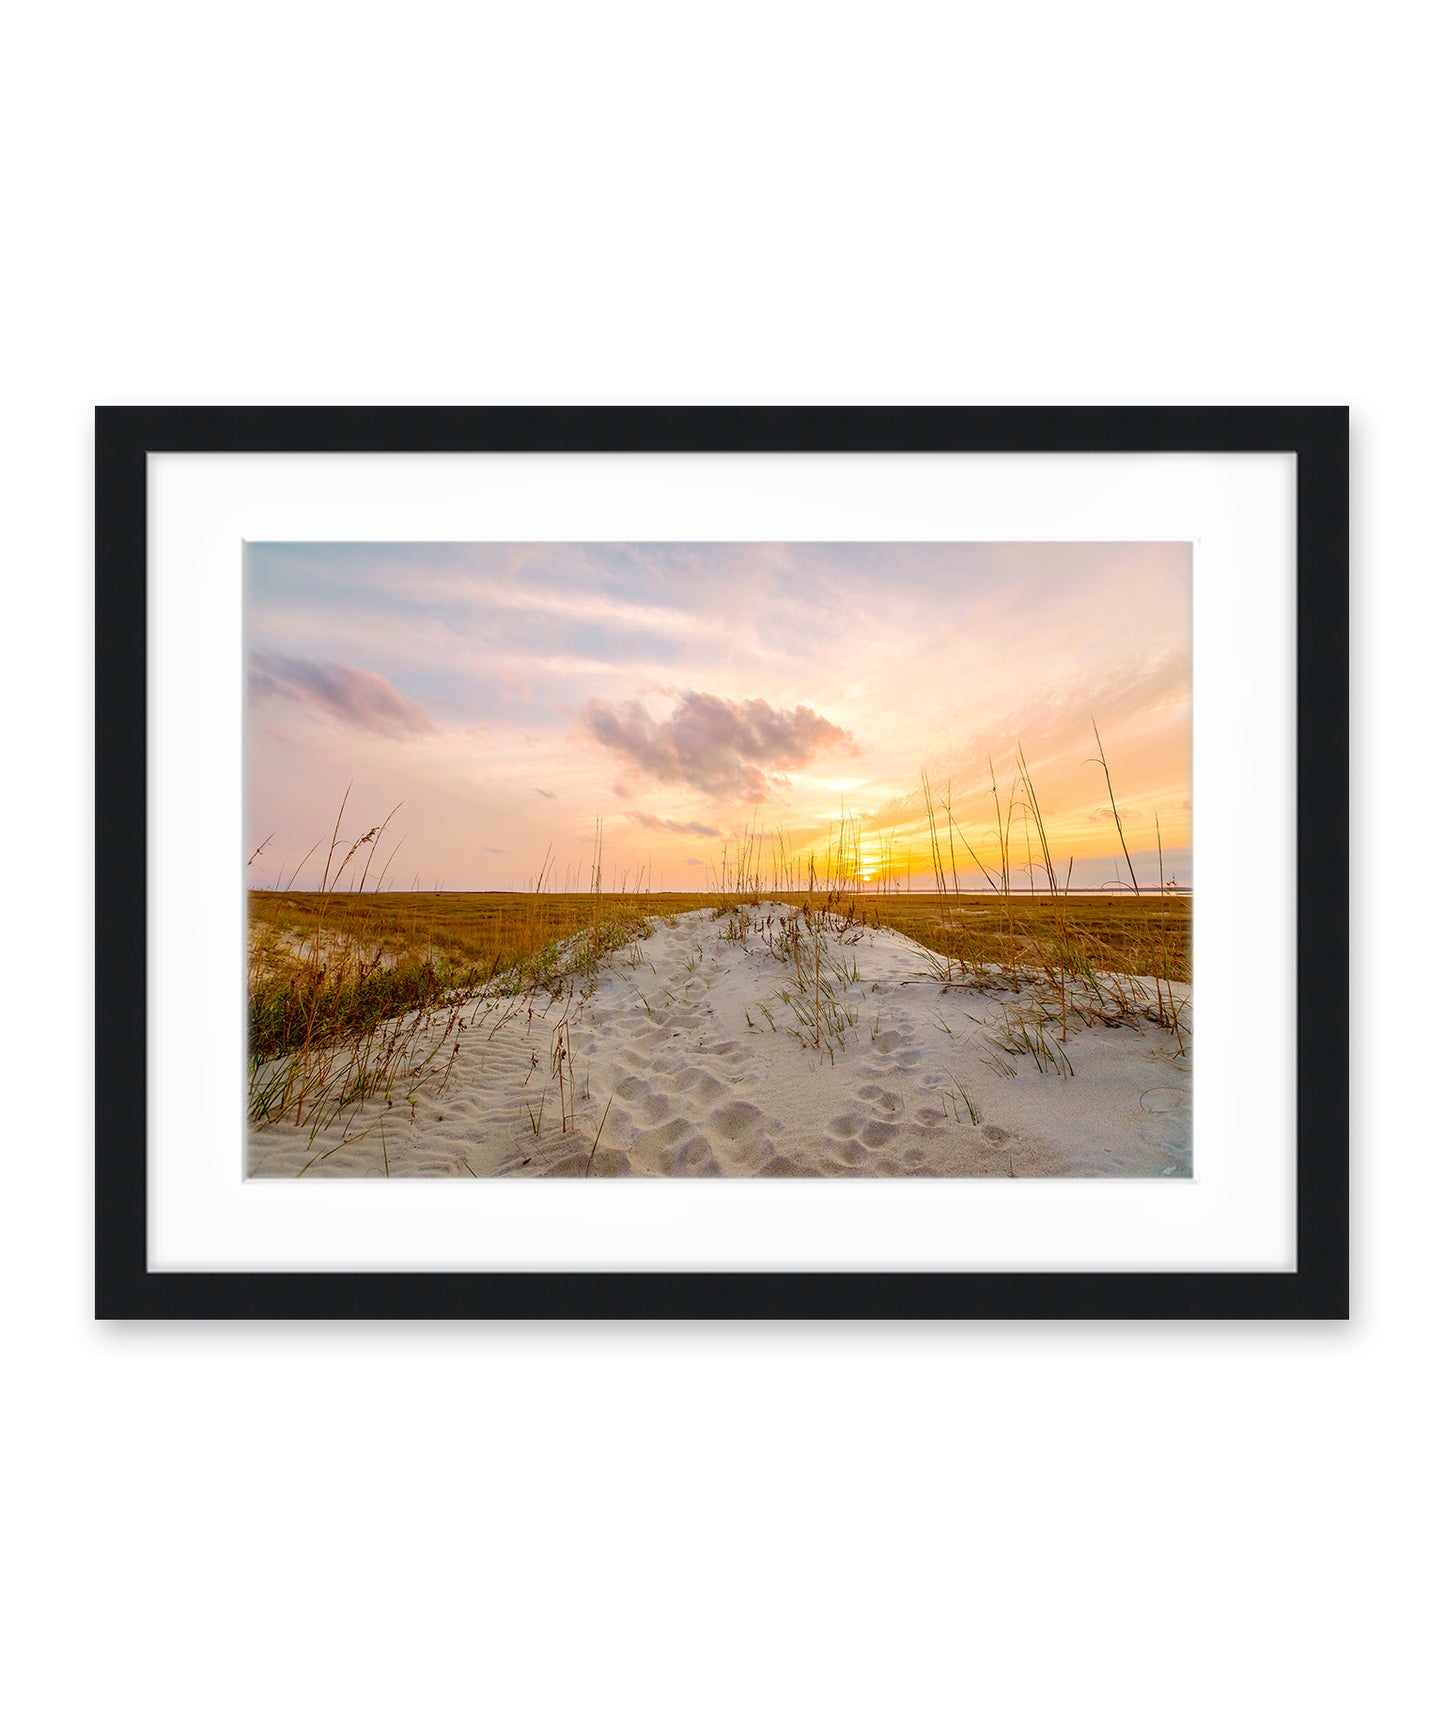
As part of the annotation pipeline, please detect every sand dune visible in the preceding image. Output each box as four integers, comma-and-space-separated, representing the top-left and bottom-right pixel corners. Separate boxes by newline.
247, 903, 1191, 1179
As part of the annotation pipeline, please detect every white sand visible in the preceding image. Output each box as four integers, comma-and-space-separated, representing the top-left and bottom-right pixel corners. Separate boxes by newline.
248, 903, 1191, 1178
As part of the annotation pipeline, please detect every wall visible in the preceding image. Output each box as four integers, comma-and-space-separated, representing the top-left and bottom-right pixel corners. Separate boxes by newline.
5, 5, 1431, 1729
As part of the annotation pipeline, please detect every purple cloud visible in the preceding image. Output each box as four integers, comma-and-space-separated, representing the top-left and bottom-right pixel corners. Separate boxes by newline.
584, 690, 855, 801
249, 650, 432, 737
625, 811, 722, 838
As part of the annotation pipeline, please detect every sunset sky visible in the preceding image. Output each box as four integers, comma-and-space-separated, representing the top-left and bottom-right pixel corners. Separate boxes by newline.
245, 542, 1191, 893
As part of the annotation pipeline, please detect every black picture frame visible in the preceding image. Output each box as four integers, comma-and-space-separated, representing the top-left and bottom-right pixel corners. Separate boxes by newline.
95, 406, 1349, 1320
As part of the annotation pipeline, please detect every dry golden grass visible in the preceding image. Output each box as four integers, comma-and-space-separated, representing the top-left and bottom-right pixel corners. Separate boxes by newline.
247, 887, 710, 1135
248, 733, 1190, 1135
247, 887, 1189, 1141
784, 891, 1189, 982
251, 886, 1189, 989
249, 889, 726, 986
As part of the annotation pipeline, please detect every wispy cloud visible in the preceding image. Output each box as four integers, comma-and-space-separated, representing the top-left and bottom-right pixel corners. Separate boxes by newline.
249, 650, 432, 737
625, 811, 722, 837
584, 691, 856, 802
245, 542, 1191, 891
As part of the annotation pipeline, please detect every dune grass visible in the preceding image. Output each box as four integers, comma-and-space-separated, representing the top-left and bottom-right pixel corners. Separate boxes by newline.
248, 733, 1189, 1135
253, 887, 1187, 1009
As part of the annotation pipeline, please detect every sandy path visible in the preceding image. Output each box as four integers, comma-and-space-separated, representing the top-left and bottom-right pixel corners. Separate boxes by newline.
247, 903, 1191, 1178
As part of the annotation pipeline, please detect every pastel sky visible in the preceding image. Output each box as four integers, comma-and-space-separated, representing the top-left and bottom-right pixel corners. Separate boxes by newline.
245, 542, 1191, 893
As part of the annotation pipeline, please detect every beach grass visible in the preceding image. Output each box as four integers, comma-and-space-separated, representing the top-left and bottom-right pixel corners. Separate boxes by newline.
248, 737, 1190, 1133
251, 886, 1188, 1002
249, 886, 1188, 1110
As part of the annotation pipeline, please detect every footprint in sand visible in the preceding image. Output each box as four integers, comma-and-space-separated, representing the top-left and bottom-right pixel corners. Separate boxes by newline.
626, 1117, 710, 1174
823, 1136, 871, 1170
757, 1153, 809, 1177
671, 1066, 727, 1105
830, 1113, 896, 1149
858, 1047, 922, 1078
710, 1100, 765, 1140
707, 1101, 774, 1170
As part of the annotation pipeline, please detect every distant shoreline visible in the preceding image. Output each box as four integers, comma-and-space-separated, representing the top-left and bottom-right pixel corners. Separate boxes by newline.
250, 885, 1193, 899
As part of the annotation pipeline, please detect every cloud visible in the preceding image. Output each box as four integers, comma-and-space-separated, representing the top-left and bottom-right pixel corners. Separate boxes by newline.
1087, 805, 1143, 823
483, 846, 511, 855
625, 811, 721, 838
249, 650, 432, 737
584, 690, 855, 801
535, 788, 556, 799
685, 857, 705, 867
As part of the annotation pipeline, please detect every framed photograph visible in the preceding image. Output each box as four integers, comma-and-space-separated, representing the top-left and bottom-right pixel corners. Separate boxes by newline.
95, 407, 1348, 1318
